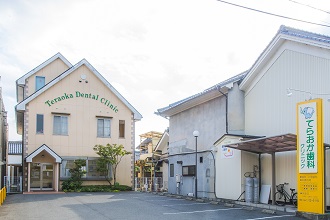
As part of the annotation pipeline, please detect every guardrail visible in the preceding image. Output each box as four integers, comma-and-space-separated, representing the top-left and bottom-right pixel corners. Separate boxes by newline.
0, 186, 6, 205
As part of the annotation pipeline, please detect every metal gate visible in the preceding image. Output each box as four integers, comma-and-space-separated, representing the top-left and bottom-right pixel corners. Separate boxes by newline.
4, 176, 22, 193
135, 177, 164, 192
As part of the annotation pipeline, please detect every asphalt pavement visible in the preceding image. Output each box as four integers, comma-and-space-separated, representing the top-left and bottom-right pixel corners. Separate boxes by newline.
0, 191, 306, 220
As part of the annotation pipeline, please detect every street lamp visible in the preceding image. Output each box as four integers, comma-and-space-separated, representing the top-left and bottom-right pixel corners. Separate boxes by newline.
193, 130, 199, 199
287, 88, 330, 101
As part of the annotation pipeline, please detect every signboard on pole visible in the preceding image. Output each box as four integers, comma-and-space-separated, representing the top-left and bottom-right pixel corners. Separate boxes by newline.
297, 98, 324, 214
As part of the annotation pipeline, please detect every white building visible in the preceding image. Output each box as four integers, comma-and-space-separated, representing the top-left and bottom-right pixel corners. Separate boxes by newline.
156, 25, 330, 208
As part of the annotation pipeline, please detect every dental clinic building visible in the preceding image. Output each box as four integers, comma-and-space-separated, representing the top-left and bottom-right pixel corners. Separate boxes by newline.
15, 53, 142, 192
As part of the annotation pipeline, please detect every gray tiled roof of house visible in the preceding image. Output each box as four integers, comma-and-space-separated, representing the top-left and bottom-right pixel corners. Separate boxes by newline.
8, 141, 22, 155
137, 138, 152, 148
156, 71, 247, 114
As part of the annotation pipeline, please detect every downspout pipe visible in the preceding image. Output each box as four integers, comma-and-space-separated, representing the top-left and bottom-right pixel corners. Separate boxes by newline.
217, 86, 228, 134
259, 154, 261, 195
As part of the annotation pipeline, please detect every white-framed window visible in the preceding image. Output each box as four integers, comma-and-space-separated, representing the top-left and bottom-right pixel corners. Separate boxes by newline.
53, 115, 68, 135
97, 118, 111, 137
35, 76, 45, 91
36, 114, 44, 134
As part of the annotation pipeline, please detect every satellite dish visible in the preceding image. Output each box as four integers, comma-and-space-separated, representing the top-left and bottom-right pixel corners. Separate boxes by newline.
80, 74, 87, 80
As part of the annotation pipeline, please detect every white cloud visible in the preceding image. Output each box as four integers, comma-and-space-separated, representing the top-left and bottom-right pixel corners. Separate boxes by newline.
1, 0, 330, 144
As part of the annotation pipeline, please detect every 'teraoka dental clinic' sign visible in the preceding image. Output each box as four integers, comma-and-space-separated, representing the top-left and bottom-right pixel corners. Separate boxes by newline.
45, 91, 119, 113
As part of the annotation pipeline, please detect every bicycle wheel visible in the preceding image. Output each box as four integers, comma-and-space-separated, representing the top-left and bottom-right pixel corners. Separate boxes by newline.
292, 193, 298, 207
275, 192, 286, 206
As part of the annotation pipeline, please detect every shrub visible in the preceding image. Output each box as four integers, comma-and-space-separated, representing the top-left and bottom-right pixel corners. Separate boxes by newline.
112, 185, 132, 191
62, 159, 87, 192
78, 185, 132, 192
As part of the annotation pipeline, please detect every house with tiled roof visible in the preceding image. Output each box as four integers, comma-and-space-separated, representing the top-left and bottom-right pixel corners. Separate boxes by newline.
135, 130, 169, 191
156, 71, 246, 198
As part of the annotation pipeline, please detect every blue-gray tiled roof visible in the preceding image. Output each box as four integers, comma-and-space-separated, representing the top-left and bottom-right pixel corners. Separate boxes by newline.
279, 25, 330, 44
156, 71, 247, 114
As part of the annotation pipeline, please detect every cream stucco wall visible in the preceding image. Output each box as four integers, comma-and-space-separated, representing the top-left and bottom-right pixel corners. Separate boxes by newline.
24, 63, 135, 186
215, 136, 259, 200
25, 58, 70, 98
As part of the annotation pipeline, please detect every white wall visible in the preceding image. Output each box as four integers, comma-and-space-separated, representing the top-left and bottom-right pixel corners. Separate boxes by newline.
8, 155, 22, 165
216, 145, 242, 200
244, 44, 330, 201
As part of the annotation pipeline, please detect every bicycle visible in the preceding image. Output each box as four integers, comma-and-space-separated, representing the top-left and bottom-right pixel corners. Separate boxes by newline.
274, 182, 297, 207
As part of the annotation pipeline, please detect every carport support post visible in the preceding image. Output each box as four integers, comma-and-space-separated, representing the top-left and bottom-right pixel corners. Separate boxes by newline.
271, 152, 276, 205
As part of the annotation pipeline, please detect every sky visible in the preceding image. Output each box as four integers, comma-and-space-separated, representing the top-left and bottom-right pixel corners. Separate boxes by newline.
1, 0, 330, 146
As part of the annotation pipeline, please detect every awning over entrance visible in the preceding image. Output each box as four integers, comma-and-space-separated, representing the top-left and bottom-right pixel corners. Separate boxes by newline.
26, 144, 62, 163
223, 133, 297, 154
25, 144, 62, 193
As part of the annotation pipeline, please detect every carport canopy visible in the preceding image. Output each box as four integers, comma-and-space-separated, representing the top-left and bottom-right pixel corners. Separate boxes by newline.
223, 133, 329, 205
223, 133, 297, 154
223, 133, 297, 205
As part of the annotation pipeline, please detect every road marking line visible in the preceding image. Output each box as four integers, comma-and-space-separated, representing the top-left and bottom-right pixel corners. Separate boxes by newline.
132, 196, 160, 199
163, 203, 209, 206
141, 199, 181, 202
163, 207, 242, 215
244, 215, 295, 220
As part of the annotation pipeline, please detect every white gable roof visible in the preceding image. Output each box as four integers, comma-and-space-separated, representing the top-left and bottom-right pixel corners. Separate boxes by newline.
26, 144, 62, 163
16, 52, 72, 86
154, 130, 169, 152
16, 58, 142, 120
240, 25, 330, 92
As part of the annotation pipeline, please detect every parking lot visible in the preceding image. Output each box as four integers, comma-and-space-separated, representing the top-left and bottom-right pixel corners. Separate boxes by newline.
0, 191, 305, 220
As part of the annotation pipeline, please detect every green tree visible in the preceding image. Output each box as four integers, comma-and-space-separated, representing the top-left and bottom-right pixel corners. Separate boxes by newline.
93, 144, 131, 186
62, 159, 86, 191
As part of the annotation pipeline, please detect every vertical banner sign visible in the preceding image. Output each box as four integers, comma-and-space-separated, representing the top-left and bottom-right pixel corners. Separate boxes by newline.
297, 99, 324, 214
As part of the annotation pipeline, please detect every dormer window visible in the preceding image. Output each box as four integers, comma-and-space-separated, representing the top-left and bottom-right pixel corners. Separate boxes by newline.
35, 76, 45, 91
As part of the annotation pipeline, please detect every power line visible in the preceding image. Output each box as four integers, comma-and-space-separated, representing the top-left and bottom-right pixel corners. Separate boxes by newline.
289, 0, 330, 15
217, 0, 330, 28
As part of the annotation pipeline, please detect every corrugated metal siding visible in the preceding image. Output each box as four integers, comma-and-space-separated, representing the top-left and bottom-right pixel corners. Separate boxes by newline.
241, 151, 259, 195
245, 49, 330, 139
245, 49, 330, 191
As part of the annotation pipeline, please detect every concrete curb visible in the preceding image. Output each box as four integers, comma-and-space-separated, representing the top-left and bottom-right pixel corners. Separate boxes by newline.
196, 199, 205, 203
262, 209, 276, 215
296, 211, 330, 220
146, 191, 299, 215
224, 203, 235, 208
